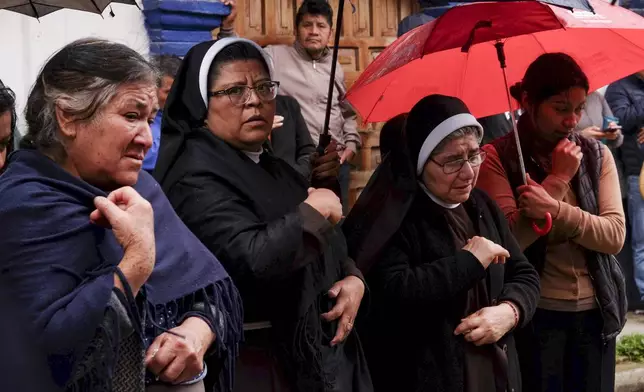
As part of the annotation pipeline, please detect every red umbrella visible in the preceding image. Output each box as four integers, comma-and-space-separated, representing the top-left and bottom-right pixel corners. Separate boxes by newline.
346, 0, 644, 235
348, 0, 644, 121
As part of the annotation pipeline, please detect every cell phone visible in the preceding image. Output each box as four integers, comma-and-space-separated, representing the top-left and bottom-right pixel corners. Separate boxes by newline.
603, 126, 622, 133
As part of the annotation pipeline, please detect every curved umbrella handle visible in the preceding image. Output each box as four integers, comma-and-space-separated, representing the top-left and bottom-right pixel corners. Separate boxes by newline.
531, 212, 553, 236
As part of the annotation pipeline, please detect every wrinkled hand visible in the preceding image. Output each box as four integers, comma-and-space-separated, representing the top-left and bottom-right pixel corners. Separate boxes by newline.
220, 0, 237, 30
90, 186, 154, 250
454, 303, 517, 346
550, 138, 582, 183
516, 174, 559, 220
321, 276, 365, 346
311, 139, 341, 180
91, 187, 156, 293
145, 317, 215, 384
579, 125, 604, 140
638, 128, 644, 144
462, 236, 509, 269
272, 115, 284, 130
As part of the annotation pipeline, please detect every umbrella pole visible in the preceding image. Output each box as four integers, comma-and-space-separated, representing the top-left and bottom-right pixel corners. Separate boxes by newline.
494, 41, 553, 236
494, 41, 527, 185
319, 0, 346, 155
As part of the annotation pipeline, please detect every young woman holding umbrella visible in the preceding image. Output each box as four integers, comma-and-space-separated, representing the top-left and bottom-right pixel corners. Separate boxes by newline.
476, 52, 627, 392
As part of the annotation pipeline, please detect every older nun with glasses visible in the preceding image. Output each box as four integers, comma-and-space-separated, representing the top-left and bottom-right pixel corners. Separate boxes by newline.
154, 38, 373, 392
343, 94, 540, 392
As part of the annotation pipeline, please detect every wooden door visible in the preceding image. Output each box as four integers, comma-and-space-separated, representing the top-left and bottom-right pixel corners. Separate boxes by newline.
228, 0, 420, 207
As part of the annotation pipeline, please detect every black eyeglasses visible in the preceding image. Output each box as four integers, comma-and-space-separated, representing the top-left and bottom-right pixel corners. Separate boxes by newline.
208, 81, 280, 106
430, 151, 487, 174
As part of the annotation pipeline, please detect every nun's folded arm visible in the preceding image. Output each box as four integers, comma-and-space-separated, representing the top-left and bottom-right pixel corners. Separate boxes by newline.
372, 241, 486, 306
166, 179, 335, 282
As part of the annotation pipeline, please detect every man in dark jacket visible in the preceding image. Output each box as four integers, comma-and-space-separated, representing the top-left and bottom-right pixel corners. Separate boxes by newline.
606, 72, 644, 307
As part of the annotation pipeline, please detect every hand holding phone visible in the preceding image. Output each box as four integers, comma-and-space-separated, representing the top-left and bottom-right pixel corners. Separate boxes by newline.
603, 125, 622, 133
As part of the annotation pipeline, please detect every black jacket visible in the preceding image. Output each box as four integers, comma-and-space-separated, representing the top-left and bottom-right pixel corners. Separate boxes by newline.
158, 129, 373, 392
271, 95, 316, 179
360, 189, 540, 392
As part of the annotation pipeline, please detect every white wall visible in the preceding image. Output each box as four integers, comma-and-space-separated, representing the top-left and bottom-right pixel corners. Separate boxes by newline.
0, 2, 149, 134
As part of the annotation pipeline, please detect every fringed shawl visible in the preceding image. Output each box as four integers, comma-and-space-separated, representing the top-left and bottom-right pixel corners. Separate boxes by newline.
0, 150, 243, 391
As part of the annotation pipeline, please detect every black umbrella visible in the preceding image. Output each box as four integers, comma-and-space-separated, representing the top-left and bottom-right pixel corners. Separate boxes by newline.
0, 0, 139, 19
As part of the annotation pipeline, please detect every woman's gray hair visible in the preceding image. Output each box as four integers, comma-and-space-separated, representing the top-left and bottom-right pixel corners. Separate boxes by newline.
22, 38, 158, 161
431, 125, 483, 157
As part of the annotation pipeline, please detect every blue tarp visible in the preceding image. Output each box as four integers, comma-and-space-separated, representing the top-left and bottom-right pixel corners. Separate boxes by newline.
147, 28, 213, 42
143, 10, 223, 30
149, 41, 196, 57
142, 0, 231, 15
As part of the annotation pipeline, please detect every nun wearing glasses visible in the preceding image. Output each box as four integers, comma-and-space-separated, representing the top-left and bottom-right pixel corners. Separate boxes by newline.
154, 38, 373, 392
343, 94, 539, 392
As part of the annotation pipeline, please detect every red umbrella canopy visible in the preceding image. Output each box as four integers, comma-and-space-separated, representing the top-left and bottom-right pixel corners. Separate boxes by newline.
346, 0, 644, 122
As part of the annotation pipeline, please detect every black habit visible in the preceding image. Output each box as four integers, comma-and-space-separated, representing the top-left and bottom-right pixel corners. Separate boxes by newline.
154, 39, 373, 392
342, 94, 540, 392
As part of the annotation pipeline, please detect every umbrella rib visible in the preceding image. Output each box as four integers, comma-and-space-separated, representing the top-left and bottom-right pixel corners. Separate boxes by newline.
28, 0, 40, 18
89, 0, 105, 15
364, 77, 398, 123
528, 32, 549, 56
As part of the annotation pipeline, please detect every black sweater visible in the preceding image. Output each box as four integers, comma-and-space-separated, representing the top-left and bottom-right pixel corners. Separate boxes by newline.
360, 189, 540, 392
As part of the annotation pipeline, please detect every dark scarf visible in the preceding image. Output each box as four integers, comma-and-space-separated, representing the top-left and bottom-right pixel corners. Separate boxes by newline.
491, 114, 626, 341
0, 150, 243, 391
153, 39, 359, 390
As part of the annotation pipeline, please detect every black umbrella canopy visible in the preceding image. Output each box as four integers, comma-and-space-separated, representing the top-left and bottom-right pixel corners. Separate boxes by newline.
538, 0, 594, 12
0, 0, 139, 18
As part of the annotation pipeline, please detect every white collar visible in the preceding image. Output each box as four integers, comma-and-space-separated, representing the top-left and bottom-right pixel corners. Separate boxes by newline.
418, 181, 460, 209
242, 149, 263, 164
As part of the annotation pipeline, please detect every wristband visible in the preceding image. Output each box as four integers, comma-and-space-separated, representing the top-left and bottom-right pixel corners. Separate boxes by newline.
501, 301, 519, 329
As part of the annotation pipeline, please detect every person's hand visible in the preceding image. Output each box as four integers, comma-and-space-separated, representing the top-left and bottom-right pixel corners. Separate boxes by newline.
311, 140, 341, 180
90, 187, 155, 293
145, 317, 215, 384
516, 174, 559, 220
220, 0, 237, 30
603, 124, 622, 141
272, 115, 284, 130
340, 148, 355, 164
550, 138, 582, 183
321, 276, 365, 346
304, 187, 342, 224
638, 127, 644, 144
462, 236, 510, 269
90, 186, 154, 250
579, 125, 604, 140
454, 303, 518, 346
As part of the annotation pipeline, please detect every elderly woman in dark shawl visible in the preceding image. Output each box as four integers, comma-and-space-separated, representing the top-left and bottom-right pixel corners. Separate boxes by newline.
0, 39, 243, 392
153, 37, 372, 392
343, 95, 540, 392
